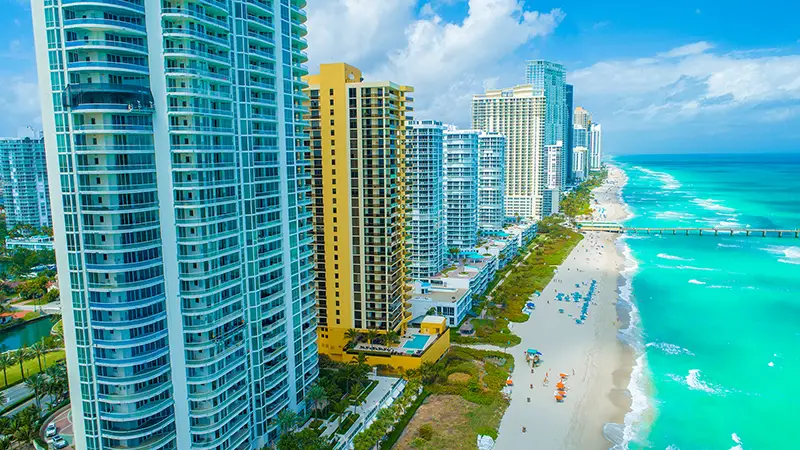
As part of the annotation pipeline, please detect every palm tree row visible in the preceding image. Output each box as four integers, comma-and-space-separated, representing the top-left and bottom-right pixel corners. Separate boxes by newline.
0, 404, 44, 449
0, 335, 63, 388
344, 328, 401, 347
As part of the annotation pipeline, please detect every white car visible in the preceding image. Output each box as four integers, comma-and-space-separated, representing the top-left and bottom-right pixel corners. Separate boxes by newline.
52, 435, 67, 449
45, 423, 57, 438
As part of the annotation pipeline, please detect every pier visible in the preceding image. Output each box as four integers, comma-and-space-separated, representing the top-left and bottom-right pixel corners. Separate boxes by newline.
577, 222, 800, 238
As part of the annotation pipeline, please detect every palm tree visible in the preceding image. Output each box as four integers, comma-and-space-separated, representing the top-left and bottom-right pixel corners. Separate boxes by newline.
0, 390, 5, 407
365, 329, 379, 345
344, 328, 359, 345
332, 399, 349, 428
14, 347, 28, 381
276, 408, 298, 438
0, 437, 10, 450
384, 330, 400, 346
0, 353, 11, 387
24, 373, 45, 409
306, 384, 328, 418
29, 342, 45, 373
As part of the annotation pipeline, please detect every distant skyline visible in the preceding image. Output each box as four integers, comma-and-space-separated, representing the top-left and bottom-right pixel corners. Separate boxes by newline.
3, 0, 800, 153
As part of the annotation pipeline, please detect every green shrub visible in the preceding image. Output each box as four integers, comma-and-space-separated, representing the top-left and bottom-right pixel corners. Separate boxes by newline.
418, 423, 433, 441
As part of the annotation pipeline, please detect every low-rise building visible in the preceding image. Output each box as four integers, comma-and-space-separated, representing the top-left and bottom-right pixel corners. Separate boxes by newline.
6, 235, 53, 251
408, 282, 472, 327
476, 221, 538, 269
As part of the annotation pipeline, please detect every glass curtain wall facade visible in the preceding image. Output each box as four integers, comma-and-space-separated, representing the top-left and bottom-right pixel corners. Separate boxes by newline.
31, 0, 316, 449
0, 137, 52, 229
477, 132, 505, 232
443, 129, 479, 250
407, 120, 444, 280
525, 60, 567, 190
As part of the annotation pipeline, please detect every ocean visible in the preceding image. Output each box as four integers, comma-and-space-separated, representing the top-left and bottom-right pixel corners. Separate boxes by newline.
612, 154, 800, 450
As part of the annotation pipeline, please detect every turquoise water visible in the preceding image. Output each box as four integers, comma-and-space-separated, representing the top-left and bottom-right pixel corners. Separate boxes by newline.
613, 154, 800, 450
0, 317, 56, 351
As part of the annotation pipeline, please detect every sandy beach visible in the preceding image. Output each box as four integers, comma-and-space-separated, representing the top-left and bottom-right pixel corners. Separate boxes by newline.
493, 166, 634, 450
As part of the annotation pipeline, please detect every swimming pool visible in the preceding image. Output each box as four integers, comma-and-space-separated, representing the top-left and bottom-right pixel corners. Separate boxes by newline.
403, 334, 430, 350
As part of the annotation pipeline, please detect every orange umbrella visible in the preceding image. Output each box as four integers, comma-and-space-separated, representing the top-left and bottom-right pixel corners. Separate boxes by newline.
560, 373, 568, 378
556, 382, 565, 389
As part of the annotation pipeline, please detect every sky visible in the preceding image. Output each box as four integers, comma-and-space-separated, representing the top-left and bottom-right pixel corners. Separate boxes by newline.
2, 0, 800, 154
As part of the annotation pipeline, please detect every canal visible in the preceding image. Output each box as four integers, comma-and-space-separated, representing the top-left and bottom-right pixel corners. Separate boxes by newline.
0, 317, 57, 351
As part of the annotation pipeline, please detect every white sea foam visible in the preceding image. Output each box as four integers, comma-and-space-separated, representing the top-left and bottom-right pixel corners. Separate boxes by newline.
718, 243, 741, 248
688, 279, 706, 285
646, 341, 695, 356
716, 221, 741, 228
707, 285, 732, 289
692, 198, 735, 212
655, 211, 693, 221
676, 265, 716, 271
731, 433, 743, 450
686, 369, 718, 394
765, 246, 800, 265
635, 166, 682, 190
657, 253, 692, 261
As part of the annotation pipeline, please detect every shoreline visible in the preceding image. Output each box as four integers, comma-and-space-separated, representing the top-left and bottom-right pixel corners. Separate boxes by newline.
492, 166, 638, 450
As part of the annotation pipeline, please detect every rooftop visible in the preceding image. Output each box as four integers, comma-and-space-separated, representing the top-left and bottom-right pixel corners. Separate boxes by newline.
411, 285, 469, 304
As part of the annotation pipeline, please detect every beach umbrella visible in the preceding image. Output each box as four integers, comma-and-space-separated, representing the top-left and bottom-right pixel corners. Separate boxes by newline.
560, 373, 568, 379
556, 382, 565, 389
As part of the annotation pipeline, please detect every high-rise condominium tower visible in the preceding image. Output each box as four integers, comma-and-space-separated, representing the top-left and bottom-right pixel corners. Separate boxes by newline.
565, 84, 574, 183
525, 60, 568, 190
0, 137, 52, 229
407, 120, 445, 280
477, 132, 506, 232
31, 1, 316, 448
589, 123, 603, 171
574, 106, 591, 129
472, 85, 547, 219
443, 129, 479, 250
304, 63, 413, 360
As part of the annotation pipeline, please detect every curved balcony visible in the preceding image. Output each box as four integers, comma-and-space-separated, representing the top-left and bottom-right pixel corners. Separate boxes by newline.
106, 430, 176, 450
95, 361, 171, 386
76, 163, 154, 174
82, 221, 160, 235
89, 293, 166, 312
62, 0, 145, 14
183, 309, 243, 334
165, 66, 231, 83
93, 327, 169, 349
164, 47, 230, 64
65, 39, 147, 55
88, 274, 164, 292
94, 344, 170, 368
168, 106, 233, 118
102, 418, 174, 443
166, 86, 232, 100
192, 413, 249, 450
246, 32, 275, 47
85, 255, 163, 272
72, 123, 152, 134
185, 352, 245, 385
189, 388, 248, 419
91, 311, 167, 330
188, 370, 248, 403
98, 379, 172, 404
163, 27, 230, 48
245, 0, 274, 16
290, 18, 307, 37
63, 18, 146, 35
99, 396, 173, 423
64, 83, 153, 110
162, 8, 230, 31
168, 124, 234, 135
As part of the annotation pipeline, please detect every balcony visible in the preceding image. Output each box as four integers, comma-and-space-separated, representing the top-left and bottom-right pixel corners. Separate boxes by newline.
63, 17, 146, 34
63, 83, 153, 110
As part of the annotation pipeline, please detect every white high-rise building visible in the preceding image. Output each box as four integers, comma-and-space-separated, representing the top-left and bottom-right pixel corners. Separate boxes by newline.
31, 1, 316, 449
477, 132, 506, 232
443, 129, 479, 250
472, 85, 548, 219
0, 137, 52, 229
545, 142, 563, 190
589, 123, 603, 171
572, 147, 589, 181
573, 124, 588, 149
407, 120, 445, 279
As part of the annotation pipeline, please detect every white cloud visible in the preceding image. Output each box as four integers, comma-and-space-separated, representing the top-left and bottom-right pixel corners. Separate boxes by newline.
570, 42, 800, 130
307, 0, 564, 126
0, 75, 41, 137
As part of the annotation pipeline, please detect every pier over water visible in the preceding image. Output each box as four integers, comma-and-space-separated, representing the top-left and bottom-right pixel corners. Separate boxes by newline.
577, 222, 800, 238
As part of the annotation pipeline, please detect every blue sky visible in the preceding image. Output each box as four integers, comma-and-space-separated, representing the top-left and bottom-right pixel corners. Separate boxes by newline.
3, 0, 800, 154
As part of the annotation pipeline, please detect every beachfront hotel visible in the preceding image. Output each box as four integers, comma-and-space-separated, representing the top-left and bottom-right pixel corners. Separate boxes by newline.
477, 132, 506, 232
304, 63, 449, 370
525, 60, 568, 190
472, 85, 549, 219
31, 0, 316, 448
574, 106, 592, 129
443, 129, 479, 250
0, 137, 52, 229
407, 120, 445, 280
572, 146, 589, 181
565, 84, 574, 183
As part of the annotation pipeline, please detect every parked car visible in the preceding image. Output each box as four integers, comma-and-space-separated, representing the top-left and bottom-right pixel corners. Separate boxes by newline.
46, 423, 57, 438
52, 435, 67, 449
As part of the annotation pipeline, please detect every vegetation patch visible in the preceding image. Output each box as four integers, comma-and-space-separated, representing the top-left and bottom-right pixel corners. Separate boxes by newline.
334, 412, 360, 435
446, 372, 471, 384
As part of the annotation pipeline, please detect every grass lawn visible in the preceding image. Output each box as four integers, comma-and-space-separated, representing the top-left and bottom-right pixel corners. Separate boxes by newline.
0, 350, 66, 389
394, 347, 514, 449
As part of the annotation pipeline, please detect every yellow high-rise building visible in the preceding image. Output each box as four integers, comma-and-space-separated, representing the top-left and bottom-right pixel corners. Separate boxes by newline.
304, 63, 449, 370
